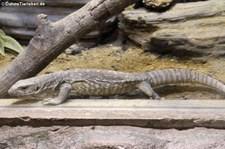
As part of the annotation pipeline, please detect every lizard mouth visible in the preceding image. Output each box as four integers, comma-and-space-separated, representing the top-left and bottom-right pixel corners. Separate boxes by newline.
8, 88, 26, 97
8, 86, 33, 97
8, 86, 57, 99
8, 89, 39, 99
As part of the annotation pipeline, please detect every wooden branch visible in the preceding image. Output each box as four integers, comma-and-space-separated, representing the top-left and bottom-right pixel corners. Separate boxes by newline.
0, 0, 135, 97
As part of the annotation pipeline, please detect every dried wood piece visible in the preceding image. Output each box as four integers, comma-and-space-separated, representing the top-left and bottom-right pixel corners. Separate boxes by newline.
119, 0, 225, 56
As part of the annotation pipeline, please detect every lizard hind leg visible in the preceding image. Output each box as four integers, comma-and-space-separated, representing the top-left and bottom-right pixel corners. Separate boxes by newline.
137, 81, 161, 100
43, 83, 72, 105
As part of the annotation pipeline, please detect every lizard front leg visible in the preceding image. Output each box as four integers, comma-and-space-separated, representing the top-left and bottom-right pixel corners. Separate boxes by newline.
137, 81, 161, 99
43, 83, 72, 105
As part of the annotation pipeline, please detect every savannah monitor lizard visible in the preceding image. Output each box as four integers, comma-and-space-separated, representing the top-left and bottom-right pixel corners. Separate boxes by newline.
8, 69, 225, 105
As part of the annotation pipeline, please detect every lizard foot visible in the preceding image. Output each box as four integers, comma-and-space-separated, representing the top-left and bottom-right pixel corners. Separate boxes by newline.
154, 97, 165, 100
149, 97, 163, 100
42, 98, 63, 105
149, 93, 163, 100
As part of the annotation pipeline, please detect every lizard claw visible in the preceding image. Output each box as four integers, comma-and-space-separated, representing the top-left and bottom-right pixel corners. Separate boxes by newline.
42, 98, 62, 105
160, 97, 165, 100
148, 94, 162, 100
155, 97, 165, 100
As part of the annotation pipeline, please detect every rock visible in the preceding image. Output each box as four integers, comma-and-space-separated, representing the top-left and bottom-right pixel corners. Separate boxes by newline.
65, 44, 83, 55
119, 0, 225, 57
1, 126, 225, 148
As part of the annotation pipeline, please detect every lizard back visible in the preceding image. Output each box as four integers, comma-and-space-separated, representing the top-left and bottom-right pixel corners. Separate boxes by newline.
67, 69, 145, 96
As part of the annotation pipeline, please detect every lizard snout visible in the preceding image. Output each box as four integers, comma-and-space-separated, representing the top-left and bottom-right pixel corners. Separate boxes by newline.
8, 86, 17, 96
8, 84, 24, 97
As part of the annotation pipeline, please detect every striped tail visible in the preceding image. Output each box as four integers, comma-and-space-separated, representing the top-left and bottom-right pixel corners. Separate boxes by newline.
145, 69, 225, 94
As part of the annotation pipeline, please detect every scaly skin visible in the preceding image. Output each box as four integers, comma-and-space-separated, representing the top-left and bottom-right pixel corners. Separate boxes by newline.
8, 69, 225, 105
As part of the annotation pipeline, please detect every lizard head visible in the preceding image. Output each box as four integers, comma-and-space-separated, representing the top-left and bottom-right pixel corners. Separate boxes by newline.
8, 78, 56, 99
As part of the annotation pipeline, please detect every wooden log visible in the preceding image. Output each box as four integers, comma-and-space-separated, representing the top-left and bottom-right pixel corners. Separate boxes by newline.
119, 0, 225, 56
0, 0, 136, 97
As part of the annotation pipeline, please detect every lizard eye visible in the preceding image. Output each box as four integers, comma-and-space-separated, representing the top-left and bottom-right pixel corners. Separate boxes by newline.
20, 86, 28, 90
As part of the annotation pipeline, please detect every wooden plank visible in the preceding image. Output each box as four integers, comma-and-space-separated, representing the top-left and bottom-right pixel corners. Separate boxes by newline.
0, 99, 225, 128
0, 99, 225, 108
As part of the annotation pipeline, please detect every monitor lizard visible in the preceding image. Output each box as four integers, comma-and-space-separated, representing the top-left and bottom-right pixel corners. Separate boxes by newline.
8, 69, 225, 105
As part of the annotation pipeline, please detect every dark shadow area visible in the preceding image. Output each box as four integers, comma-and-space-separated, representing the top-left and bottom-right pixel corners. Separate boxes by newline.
134, 0, 208, 12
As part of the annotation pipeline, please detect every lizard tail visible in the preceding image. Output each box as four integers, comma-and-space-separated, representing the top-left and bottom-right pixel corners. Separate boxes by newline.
145, 69, 225, 94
